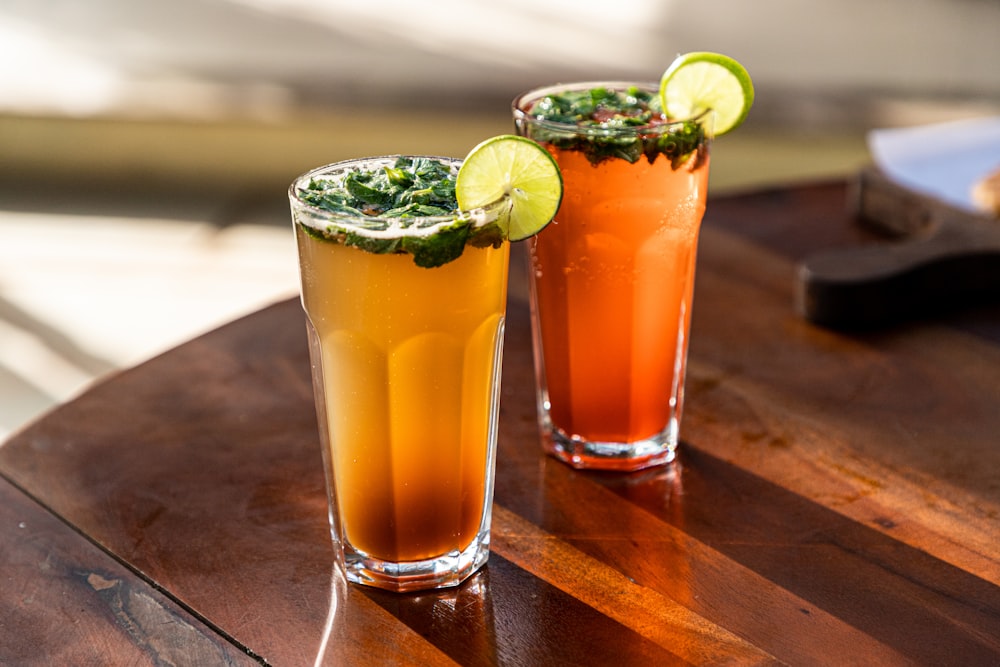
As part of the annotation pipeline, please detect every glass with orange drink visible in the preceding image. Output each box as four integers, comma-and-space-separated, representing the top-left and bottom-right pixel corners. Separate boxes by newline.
514, 53, 753, 471
515, 82, 711, 471
289, 140, 561, 591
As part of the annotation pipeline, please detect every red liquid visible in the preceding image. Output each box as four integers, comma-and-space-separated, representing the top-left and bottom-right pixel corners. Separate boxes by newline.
530, 146, 709, 443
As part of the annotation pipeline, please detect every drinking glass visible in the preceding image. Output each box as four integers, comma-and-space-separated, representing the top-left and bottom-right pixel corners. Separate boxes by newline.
289, 156, 510, 591
513, 82, 712, 471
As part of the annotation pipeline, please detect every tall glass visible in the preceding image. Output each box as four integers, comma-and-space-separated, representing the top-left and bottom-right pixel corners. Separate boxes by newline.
289, 156, 511, 592
513, 82, 712, 472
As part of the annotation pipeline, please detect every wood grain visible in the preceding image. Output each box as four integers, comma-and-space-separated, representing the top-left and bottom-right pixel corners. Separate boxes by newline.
2, 181, 998, 665
0, 475, 258, 666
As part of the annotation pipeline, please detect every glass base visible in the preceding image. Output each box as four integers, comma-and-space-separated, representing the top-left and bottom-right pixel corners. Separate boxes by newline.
541, 417, 679, 472
340, 530, 491, 593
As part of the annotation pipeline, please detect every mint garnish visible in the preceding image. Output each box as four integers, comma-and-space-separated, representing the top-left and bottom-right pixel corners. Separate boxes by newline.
295, 157, 504, 268
518, 85, 708, 168
303, 157, 457, 217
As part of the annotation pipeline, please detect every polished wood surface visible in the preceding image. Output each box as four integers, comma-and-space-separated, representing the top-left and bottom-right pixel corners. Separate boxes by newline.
2, 181, 999, 665
0, 475, 260, 666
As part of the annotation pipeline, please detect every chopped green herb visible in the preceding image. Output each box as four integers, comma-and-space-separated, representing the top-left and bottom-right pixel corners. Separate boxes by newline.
518, 86, 708, 168
301, 157, 458, 217
295, 157, 504, 268
402, 222, 470, 268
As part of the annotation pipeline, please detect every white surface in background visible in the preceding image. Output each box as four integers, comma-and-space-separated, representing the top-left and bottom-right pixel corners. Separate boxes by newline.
869, 116, 1000, 213
0, 212, 298, 440
1, 0, 998, 120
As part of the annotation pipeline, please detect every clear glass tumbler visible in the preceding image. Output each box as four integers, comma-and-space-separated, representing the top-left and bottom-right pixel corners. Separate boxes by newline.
289, 156, 511, 591
514, 82, 712, 471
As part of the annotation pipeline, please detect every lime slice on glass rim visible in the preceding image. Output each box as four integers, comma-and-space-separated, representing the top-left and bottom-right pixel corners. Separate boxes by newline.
457, 134, 563, 241
659, 52, 754, 136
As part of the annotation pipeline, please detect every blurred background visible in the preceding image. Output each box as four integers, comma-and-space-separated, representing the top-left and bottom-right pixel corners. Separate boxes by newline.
2, 0, 999, 439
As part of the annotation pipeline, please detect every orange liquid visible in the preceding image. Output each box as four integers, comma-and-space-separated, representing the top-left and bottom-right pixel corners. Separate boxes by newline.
296, 227, 509, 562
530, 147, 709, 443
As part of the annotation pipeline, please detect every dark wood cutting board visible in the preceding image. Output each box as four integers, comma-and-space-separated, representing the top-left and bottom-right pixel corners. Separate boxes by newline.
795, 166, 1000, 328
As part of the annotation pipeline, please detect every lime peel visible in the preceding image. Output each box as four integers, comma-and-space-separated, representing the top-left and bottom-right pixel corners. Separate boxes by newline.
457, 134, 563, 241
659, 51, 754, 136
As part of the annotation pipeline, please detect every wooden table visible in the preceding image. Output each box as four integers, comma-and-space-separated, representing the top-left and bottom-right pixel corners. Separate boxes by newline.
2, 181, 999, 666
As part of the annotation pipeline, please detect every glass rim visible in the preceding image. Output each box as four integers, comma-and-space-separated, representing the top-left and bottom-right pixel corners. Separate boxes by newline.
512, 81, 713, 138
288, 154, 510, 236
